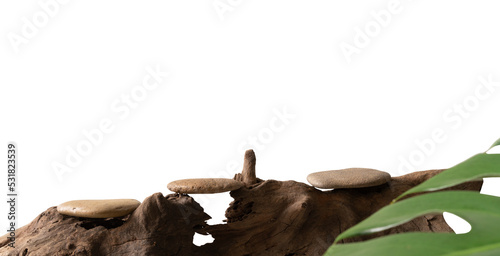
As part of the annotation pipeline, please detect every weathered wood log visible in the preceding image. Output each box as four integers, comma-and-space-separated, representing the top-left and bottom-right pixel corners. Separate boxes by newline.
0, 194, 210, 255
203, 169, 482, 255
0, 169, 482, 256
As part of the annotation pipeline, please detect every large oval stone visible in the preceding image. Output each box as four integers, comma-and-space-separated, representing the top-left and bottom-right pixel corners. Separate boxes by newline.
307, 168, 391, 189
167, 178, 244, 194
57, 199, 141, 218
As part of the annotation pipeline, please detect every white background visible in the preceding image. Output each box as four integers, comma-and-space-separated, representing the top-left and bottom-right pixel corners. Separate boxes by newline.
1, 0, 500, 245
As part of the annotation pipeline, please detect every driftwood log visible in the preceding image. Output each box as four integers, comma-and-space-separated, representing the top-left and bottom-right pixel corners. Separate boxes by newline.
0, 152, 482, 256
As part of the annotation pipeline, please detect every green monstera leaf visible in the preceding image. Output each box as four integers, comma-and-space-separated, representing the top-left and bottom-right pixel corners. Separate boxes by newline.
324, 139, 500, 256
395, 153, 500, 201
488, 138, 500, 150
326, 191, 500, 256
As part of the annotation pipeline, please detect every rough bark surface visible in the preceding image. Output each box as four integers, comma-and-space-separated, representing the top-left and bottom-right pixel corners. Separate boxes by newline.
0, 169, 482, 256
0, 194, 210, 256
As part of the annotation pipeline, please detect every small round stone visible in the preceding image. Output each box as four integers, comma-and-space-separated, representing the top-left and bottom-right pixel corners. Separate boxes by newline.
307, 168, 391, 189
167, 178, 245, 194
57, 199, 141, 218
